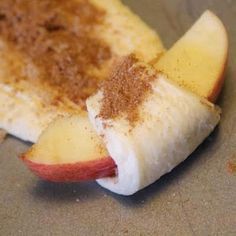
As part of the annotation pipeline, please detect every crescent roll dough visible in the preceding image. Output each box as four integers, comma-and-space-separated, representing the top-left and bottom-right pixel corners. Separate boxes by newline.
87, 75, 220, 195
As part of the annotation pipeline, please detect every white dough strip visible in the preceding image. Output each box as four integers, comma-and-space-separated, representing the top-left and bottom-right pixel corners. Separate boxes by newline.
87, 74, 220, 195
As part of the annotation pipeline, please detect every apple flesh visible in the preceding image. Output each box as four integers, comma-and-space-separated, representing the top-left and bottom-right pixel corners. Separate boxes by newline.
21, 115, 116, 182
156, 10, 228, 102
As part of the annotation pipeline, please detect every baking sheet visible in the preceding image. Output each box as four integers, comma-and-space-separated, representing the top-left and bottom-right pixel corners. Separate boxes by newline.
0, 0, 235, 235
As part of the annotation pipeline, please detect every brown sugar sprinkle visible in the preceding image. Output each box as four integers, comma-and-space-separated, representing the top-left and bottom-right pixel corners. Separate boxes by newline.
99, 54, 156, 124
0, 0, 111, 107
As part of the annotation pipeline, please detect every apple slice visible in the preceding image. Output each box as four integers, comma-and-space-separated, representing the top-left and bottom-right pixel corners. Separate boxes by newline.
156, 10, 228, 102
21, 115, 116, 182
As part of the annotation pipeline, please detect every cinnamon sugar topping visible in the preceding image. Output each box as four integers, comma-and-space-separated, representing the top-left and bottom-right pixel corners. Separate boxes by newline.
99, 54, 156, 124
0, 0, 111, 107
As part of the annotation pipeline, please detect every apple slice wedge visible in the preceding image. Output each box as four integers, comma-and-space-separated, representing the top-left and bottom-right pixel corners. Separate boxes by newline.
156, 10, 228, 102
21, 115, 116, 182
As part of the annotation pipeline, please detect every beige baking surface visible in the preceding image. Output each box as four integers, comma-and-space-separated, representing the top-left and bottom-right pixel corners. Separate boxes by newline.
0, 0, 235, 235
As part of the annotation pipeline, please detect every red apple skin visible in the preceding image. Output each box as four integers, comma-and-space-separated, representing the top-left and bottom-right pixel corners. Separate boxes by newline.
21, 156, 117, 182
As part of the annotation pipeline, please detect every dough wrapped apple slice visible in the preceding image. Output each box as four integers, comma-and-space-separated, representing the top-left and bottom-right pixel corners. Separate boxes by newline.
22, 10, 227, 189
86, 55, 221, 195
21, 115, 116, 182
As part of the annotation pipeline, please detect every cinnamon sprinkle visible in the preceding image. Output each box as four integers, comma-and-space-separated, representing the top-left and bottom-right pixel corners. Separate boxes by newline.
0, 0, 111, 108
227, 156, 236, 174
99, 54, 156, 124
228, 161, 236, 174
